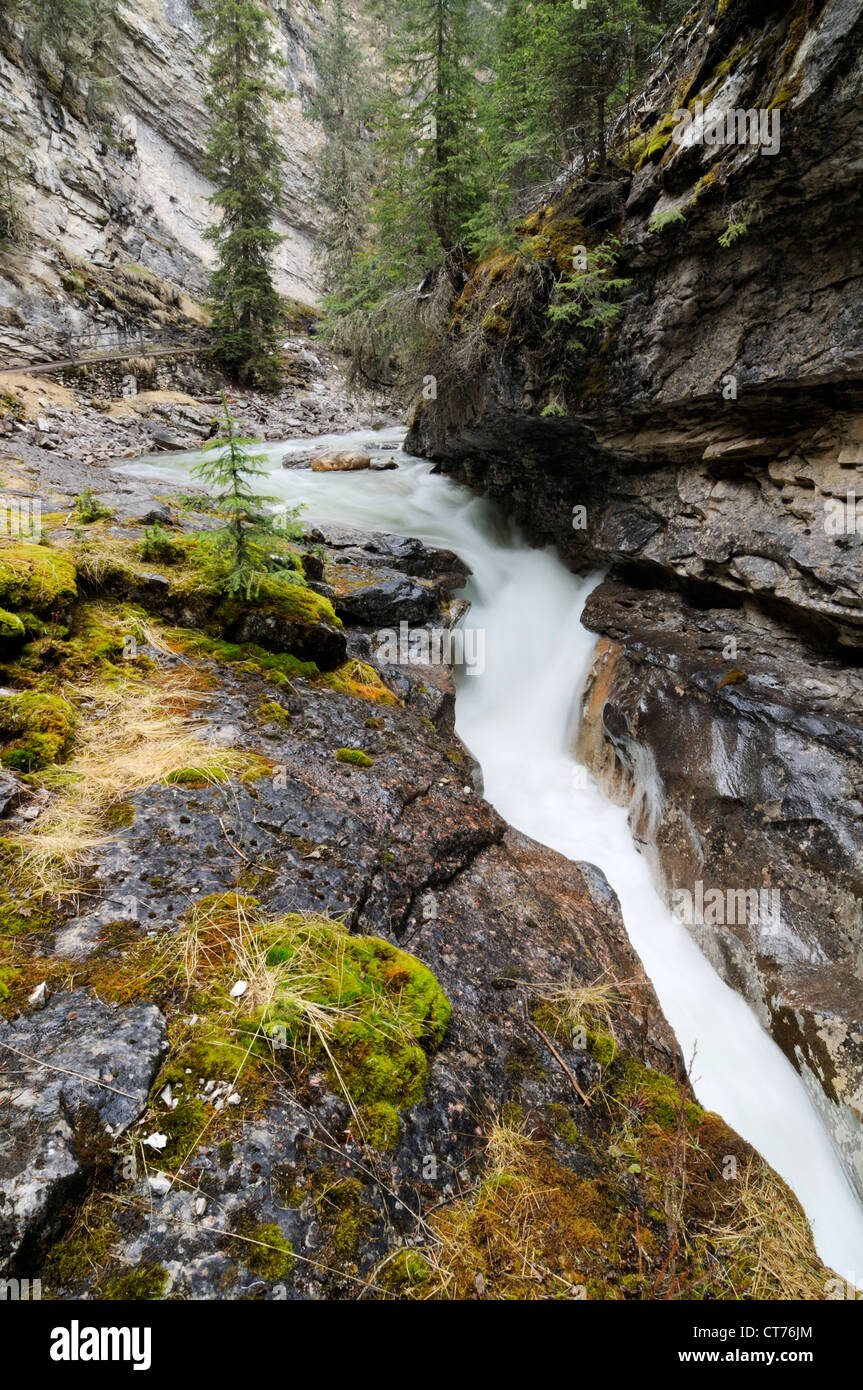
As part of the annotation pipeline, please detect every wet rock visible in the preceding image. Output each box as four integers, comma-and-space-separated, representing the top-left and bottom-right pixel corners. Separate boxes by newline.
109, 496, 176, 526
0, 768, 22, 817
0, 992, 167, 1270
143, 421, 186, 451
229, 610, 346, 672
577, 578, 863, 1200
334, 576, 439, 627
310, 448, 371, 472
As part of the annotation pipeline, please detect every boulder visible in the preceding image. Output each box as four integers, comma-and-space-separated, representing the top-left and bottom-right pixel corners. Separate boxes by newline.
0, 992, 167, 1268
310, 447, 371, 472
335, 576, 438, 627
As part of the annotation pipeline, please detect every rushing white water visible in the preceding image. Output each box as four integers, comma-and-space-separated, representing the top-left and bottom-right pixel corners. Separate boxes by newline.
127, 425, 863, 1280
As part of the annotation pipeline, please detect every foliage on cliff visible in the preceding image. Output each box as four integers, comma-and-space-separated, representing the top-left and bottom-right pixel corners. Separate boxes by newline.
313, 0, 689, 395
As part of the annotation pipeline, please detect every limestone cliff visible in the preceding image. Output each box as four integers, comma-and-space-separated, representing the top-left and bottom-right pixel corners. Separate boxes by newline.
407, 0, 863, 1197
0, 0, 323, 366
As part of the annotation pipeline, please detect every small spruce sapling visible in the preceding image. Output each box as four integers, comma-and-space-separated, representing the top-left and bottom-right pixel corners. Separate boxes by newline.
192, 395, 303, 599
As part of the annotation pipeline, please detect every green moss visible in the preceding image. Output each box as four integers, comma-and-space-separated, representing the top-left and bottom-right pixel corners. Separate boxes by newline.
768, 74, 802, 111
241, 1222, 295, 1281
66, 604, 128, 669
322, 661, 400, 706
587, 1029, 617, 1068
379, 1249, 433, 1294
355, 1100, 401, 1150
482, 311, 510, 340
546, 1104, 579, 1145
0, 545, 77, 614
171, 630, 319, 684
182, 536, 341, 630
257, 699, 291, 728
156, 1095, 210, 1169
311, 1173, 374, 1260
712, 38, 754, 80
257, 916, 450, 1112
0, 607, 25, 639
102, 1265, 169, 1300
335, 748, 373, 767
138, 524, 184, 565
0, 691, 75, 770
612, 1055, 703, 1131
165, 762, 233, 787
105, 801, 135, 827
272, 1164, 304, 1207
635, 112, 676, 169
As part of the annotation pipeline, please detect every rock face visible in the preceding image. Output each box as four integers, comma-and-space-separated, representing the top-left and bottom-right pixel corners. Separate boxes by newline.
576, 579, 863, 1199
0, 993, 167, 1269
406, 0, 863, 1195
0, 0, 324, 365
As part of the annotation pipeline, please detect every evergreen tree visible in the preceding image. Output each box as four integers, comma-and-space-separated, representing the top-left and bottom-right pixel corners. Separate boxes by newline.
193, 397, 302, 596
468, 0, 690, 249
2, 0, 118, 109
0, 139, 26, 247
310, 0, 374, 300
320, 0, 485, 389
198, 0, 286, 391
376, 0, 481, 260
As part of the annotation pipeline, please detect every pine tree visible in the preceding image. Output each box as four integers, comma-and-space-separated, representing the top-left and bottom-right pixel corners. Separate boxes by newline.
320, 0, 484, 389
4, 0, 119, 109
198, 0, 286, 391
192, 397, 302, 596
0, 139, 26, 247
471, 0, 690, 246
377, 0, 481, 259
310, 0, 374, 300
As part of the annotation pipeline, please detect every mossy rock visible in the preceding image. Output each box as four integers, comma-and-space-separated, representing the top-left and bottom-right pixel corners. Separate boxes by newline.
335, 748, 373, 767
355, 1100, 401, 1150
0, 545, 77, 615
379, 1249, 433, 1294
635, 112, 677, 169
0, 691, 75, 771
311, 1172, 374, 1260
612, 1055, 703, 1131
231, 1210, 295, 1281
257, 699, 291, 728
257, 916, 450, 1111
102, 1265, 169, 1300
0, 607, 25, 640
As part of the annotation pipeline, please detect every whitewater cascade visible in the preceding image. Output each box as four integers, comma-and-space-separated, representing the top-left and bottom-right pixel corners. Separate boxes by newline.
128, 426, 863, 1280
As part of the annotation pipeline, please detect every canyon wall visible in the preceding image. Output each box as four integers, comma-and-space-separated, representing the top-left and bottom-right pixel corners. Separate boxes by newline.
0, 0, 324, 365
407, 0, 863, 1195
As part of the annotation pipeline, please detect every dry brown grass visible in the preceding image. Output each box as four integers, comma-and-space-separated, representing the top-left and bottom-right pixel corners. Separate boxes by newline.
5, 669, 255, 900
531, 971, 623, 1056
711, 1159, 834, 1300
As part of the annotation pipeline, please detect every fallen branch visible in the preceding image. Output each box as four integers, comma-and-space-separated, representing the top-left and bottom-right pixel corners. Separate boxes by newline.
0, 1039, 138, 1100
524, 1008, 591, 1108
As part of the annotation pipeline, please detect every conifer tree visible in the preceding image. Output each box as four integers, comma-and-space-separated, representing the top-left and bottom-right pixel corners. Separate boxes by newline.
0, 139, 25, 246
192, 397, 302, 596
198, 0, 286, 391
310, 0, 373, 300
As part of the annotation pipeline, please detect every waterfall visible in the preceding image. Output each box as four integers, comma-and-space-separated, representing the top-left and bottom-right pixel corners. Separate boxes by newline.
125, 425, 863, 1281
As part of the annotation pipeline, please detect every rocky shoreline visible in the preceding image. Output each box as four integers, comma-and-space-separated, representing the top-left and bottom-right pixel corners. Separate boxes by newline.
0, 415, 831, 1298
0, 335, 397, 470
